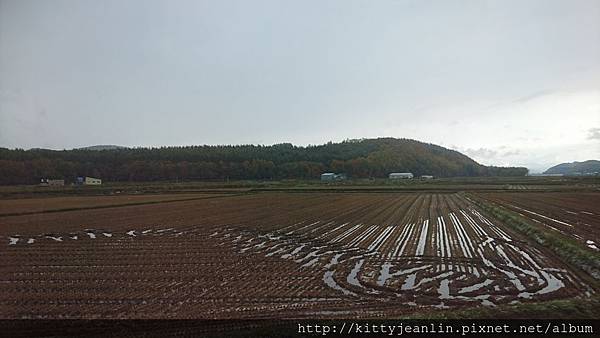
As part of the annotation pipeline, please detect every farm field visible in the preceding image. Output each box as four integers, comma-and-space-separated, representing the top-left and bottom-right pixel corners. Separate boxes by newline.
474, 192, 600, 251
0, 192, 597, 319
0, 193, 227, 216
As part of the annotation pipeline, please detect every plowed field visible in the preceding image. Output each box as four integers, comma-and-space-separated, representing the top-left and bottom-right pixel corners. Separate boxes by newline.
0, 193, 223, 216
0, 193, 595, 319
475, 192, 600, 251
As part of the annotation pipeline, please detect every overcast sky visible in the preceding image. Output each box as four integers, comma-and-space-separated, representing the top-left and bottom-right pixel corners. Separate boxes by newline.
1, 0, 599, 172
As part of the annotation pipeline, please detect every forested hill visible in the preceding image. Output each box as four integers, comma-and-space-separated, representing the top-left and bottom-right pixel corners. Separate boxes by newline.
544, 160, 600, 175
0, 138, 527, 185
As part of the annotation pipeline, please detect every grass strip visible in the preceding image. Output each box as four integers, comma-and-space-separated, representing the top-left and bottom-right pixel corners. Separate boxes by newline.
405, 297, 600, 319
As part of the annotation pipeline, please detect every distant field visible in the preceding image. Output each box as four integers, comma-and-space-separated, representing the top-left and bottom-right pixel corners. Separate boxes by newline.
0, 193, 228, 216
1, 176, 598, 198
1, 192, 597, 319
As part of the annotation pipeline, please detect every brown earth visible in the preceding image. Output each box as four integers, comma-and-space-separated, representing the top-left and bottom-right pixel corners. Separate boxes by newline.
0, 193, 227, 216
474, 192, 600, 249
0, 192, 595, 319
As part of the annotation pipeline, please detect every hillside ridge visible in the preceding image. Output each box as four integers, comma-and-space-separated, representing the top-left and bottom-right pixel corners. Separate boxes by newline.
544, 160, 600, 175
0, 138, 528, 184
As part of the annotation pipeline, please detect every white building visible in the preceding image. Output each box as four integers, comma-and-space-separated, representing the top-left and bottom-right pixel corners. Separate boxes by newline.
40, 179, 65, 186
421, 175, 434, 179
321, 173, 336, 181
84, 177, 102, 185
321, 173, 346, 181
389, 172, 413, 179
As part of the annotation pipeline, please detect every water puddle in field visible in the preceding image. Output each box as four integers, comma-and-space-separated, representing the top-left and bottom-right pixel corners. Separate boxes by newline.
401, 274, 418, 290
458, 279, 494, 294
294, 248, 322, 263
415, 271, 453, 289
415, 220, 429, 256
156, 228, 174, 233
8, 207, 584, 312
348, 259, 365, 287
518, 271, 564, 299
323, 254, 356, 296
438, 279, 496, 307
330, 224, 362, 243
265, 245, 287, 257
436, 217, 452, 258
281, 244, 306, 259
481, 237, 494, 246
46, 236, 63, 242
534, 220, 564, 234
216, 213, 584, 309
379, 264, 431, 287
438, 279, 451, 299
315, 222, 346, 239
347, 225, 378, 248
450, 213, 474, 258
5, 227, 189, 247
287, 221, 320, 235
508, 204, 573, 227
391, 223, 414, 258
538, 271, 565, 294
324, 253, 344, 269
376, 262, 392, 286
368, 226, 395, 252
323, 270, 355, 296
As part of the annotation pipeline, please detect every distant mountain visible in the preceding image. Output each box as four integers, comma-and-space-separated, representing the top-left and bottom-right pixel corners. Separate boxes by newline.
0, 138, 528, 185
78, 145, 127, 151
544, 160, 600, 175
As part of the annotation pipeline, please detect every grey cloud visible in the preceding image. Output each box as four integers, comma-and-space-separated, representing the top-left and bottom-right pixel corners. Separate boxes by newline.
502, 150, 521, 157
463, 148, 498, 159
510, 89, 556, 105
464, 147, 520, 160
0, 0, 599, 174
588, 128, 600, 140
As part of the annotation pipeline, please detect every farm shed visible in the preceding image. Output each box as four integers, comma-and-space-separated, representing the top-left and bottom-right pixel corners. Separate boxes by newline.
321, 173, 336, 181
389, 172, 413, 179
84, 177, 102, 185
321, 173, 346, 181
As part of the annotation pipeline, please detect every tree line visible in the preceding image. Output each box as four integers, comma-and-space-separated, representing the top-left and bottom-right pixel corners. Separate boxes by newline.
0, 138, 528, 185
